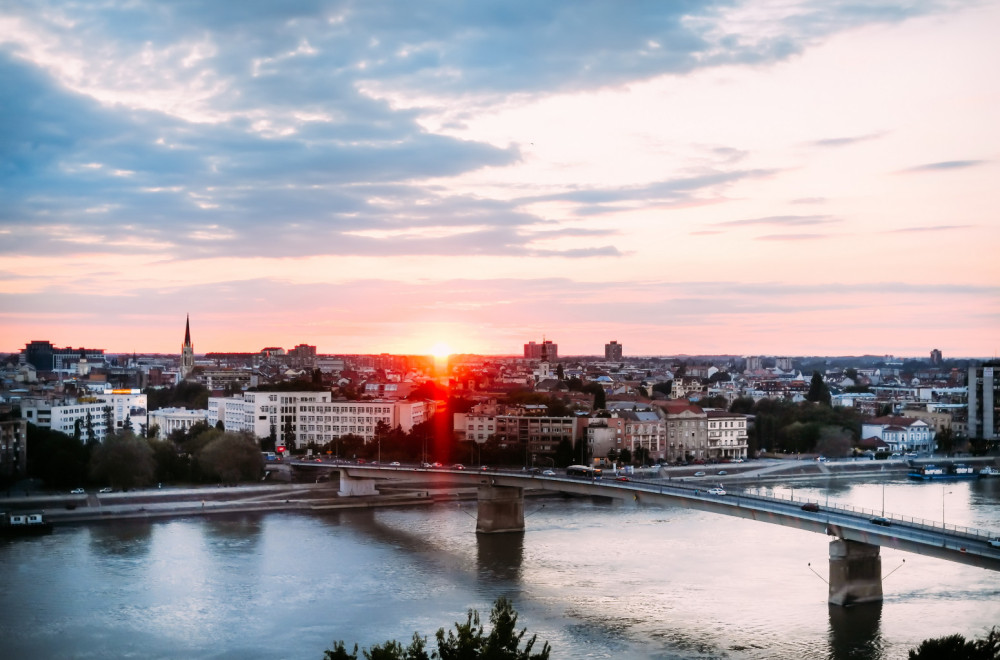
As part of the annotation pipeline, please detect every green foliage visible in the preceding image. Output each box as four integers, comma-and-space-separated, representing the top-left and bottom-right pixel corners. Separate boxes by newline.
89, 431, 155, 490
325, 598, 548, 660
651, 381, 672, 396
26, 422, 90, 488
729, 397, 755, 414
909, 627, 1000, 659
553, 438, 574, 467
145, 381, 211, 411
149, 439, 190, 483
806, 371, 831, 406
196, 432, 264, 483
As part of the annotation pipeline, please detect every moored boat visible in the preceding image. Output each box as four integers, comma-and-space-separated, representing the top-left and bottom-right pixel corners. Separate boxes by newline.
0, 512, 54, 537
980, 466, 1000, 478
908, 463, 977, 480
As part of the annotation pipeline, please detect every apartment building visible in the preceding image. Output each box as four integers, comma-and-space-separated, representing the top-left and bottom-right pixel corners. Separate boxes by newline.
706, 410, 749, 461
968, 364, 999, 441
861, 416, 936, 453
209, 392, 431, 448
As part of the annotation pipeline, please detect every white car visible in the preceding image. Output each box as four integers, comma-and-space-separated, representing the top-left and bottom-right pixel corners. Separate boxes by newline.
988, 538, 1000, 548
70, 488, 85, 494
707, 487, 726, 495
542, 469, 556, 476
99, 487, 113, 493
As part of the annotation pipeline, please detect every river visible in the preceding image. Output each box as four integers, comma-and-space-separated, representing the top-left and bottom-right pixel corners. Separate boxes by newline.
2, 476, 999, 659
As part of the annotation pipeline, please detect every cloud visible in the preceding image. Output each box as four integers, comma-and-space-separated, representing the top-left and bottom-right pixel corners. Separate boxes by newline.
886, 224, 974, 233
808, 132, 886, 148
897, 160, 988, 173
713, 214, 838, 228
755, 233, 829, 241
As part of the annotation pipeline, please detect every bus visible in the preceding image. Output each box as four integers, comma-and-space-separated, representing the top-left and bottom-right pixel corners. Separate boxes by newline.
565, 465, 602, 480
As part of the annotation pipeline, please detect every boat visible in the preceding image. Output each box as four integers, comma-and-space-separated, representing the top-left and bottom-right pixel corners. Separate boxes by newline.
980, 466, 1000, 478
0, 512, 54, 537
908, 464, 977, 481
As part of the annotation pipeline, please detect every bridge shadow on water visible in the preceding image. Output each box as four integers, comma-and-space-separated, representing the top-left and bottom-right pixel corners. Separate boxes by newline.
828, 602, 885, 659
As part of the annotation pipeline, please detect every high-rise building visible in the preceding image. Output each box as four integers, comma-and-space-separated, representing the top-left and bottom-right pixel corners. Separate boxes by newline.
180, 315, 195, 380
968, 363, 999, 441
930, 348, 943, 365
605, 341, 623, 361
524, 339, 557, 360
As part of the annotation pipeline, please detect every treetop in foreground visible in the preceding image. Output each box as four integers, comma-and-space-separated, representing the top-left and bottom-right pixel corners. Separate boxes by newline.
324, 597, 550, 660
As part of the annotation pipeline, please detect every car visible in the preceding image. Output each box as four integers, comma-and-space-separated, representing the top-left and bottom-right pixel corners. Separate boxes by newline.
815, 457, 828, 462
389, 461, 401, 466
70, 488, 85, 494
890, 453, 902, 458
99, 487, 113, 493
801, 502, 820, 512
870, 516, 892, 527
313, 458, 323, 463
694, 471, 706, 477
452, 463, 465, 470
904, 452, 918, 458
615, 476, 630, 482
707, 487, 726, 495
732, 458, 744, 463
988, 538, 1000, 548
431, 462, 443, 468
717, 470, 727, 475
541, 469, 556, 476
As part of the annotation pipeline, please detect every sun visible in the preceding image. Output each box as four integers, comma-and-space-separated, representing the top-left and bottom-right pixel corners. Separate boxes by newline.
430, 341, 452, 358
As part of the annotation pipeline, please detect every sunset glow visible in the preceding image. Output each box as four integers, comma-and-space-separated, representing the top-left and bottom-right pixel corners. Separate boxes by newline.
1, 2, 998, 356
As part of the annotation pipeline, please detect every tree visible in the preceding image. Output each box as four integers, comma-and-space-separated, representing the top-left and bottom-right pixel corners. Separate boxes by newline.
806, 372, 831, 406
814, 426, 853, 458
89, 431, 156, 490
325, 598, 549, 660
197, 432, 263, 483
909, 627, 1000, 659
619, 447, 632, 465
555, 364, 564, 380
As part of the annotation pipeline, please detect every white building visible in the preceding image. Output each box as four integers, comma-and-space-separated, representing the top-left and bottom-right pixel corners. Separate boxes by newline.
705, 411, 749, 461
20, 389, 147, 441
861, 416, 936, 453
148, 407, 208, 439
208, 392, 433, 448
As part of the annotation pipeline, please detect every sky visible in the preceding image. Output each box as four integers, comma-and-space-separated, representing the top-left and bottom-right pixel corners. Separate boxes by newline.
1, 1, 998, 358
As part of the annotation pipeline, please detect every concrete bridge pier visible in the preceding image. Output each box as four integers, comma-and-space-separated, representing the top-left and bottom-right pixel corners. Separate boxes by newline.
476, 485, 524, 534
338, 473, 378, 497
828, 539, 883, 606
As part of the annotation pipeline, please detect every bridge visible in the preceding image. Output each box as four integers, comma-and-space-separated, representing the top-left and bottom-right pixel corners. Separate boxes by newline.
291, 461, 1000, 606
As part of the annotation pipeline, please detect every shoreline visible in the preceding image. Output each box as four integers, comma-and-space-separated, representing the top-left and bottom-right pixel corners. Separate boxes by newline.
6, 456, 997, 527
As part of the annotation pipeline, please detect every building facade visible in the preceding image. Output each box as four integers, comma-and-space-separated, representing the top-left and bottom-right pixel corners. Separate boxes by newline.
209, 392, 432, 448
968, 364, 998, 441
0, 419, 27, 483
861, 416, 936, 453
604, 341, 623, 361
524, 340, 557, 360
705, 411, 749, 461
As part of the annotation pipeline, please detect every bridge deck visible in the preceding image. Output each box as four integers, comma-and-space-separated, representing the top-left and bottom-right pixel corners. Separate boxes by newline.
294, 462, 1000, 571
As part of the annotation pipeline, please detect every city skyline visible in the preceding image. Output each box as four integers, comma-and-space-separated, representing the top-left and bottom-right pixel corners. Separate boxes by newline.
2, 2, 998, 357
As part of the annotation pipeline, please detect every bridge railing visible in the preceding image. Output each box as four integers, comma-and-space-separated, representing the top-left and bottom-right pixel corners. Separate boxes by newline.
604, 478, 998, 541
684, 483, 997, 541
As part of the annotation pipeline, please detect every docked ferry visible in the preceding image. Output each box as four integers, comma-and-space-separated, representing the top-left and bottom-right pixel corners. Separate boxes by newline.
980, 466, 1000, 478
908, 463, 977, 480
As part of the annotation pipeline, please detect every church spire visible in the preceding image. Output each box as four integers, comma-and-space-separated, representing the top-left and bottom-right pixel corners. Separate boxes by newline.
180, 314, 194, 379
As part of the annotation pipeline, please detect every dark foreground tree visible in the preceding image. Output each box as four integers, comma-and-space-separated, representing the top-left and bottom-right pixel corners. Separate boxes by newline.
89, 431, 155, 490
197, 432, 263, 483
325, 597, 550, 660
909, 626, 1000, 659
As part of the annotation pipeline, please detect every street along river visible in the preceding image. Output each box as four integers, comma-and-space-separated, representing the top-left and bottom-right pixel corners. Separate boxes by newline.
1, 476, 998, 659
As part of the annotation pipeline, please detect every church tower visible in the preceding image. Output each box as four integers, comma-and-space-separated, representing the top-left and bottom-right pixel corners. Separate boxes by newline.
180, 314, 195, 379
